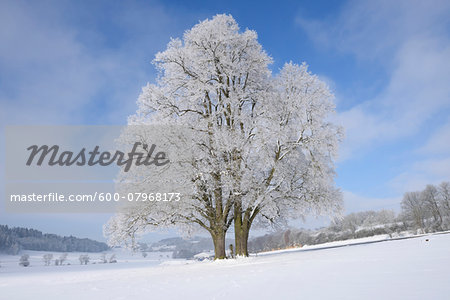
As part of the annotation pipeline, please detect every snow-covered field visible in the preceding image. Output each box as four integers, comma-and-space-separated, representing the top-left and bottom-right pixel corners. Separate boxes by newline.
0, 249, 173, 274
1, 233, 449, 300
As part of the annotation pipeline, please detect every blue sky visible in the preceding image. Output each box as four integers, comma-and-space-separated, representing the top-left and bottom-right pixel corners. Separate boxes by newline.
1, 0, 449, 241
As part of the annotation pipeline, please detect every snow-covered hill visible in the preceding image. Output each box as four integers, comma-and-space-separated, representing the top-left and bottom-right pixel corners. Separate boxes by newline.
1, 233, 449, 299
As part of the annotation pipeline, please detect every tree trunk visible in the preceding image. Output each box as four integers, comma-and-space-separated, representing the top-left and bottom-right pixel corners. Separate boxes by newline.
234, 197, 254, 257
234, 201, 243, 255
240, 228, 249, 256
234, 218, 250, 256
212, 231, 226, 259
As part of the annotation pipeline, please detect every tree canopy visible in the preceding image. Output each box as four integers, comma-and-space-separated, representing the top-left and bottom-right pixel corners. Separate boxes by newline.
105, 14, 343, 258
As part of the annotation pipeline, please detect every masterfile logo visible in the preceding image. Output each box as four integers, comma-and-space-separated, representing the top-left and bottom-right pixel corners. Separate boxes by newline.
4, 125, 193, 213
26, 142, 169, 172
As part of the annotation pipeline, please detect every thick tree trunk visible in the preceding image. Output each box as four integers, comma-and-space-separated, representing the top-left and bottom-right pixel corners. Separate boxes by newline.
234, 207, 250, 256
235, 226, 249, 256
234, 202, 243, 255
212, 231, 226, 259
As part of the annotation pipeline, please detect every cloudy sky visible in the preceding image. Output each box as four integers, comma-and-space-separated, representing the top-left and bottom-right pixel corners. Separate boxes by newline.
1, 0, 449, 241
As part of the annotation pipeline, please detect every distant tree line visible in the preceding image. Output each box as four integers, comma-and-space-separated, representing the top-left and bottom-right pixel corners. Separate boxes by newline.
249, 181, 450, 253
400, 182, 450, 232
0, 225, 109, 254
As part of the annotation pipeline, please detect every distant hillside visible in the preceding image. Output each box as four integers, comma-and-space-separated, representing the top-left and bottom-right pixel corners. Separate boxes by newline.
139, 236, 233, 259
0, 225, 109, 255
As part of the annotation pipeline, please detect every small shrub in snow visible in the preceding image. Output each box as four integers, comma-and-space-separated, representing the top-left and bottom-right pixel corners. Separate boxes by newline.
19, 254, 30, 267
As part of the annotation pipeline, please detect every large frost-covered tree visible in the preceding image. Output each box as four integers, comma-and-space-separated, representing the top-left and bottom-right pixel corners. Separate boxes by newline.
104, 14, 342, 258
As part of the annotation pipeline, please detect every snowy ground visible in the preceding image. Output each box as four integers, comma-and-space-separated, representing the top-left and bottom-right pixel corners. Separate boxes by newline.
1, 233, 449, 300
0, 249, 173, 274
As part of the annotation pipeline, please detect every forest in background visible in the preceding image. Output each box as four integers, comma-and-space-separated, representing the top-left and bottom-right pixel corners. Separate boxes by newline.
0, 225, 109, 254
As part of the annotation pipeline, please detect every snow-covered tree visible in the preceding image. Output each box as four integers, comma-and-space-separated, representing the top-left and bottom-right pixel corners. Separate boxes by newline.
104, 14, 342, 258
43, 253, 53, 266
79, 254, 90, 265
58, 253, 68, 265
422, 185, 443, 230
109, 254, 117, 263
19, 254, 30, 267
438, 182, 450, 217
99, 253, 107, 264
401, 191, 428, 230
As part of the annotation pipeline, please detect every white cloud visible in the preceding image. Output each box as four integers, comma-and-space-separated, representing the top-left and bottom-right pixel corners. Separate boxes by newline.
298, 1, 450, 162
297, 0, 450, 63
419, 118, 450, 155
0, 0, 183, 126
389, 157, 450, 193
